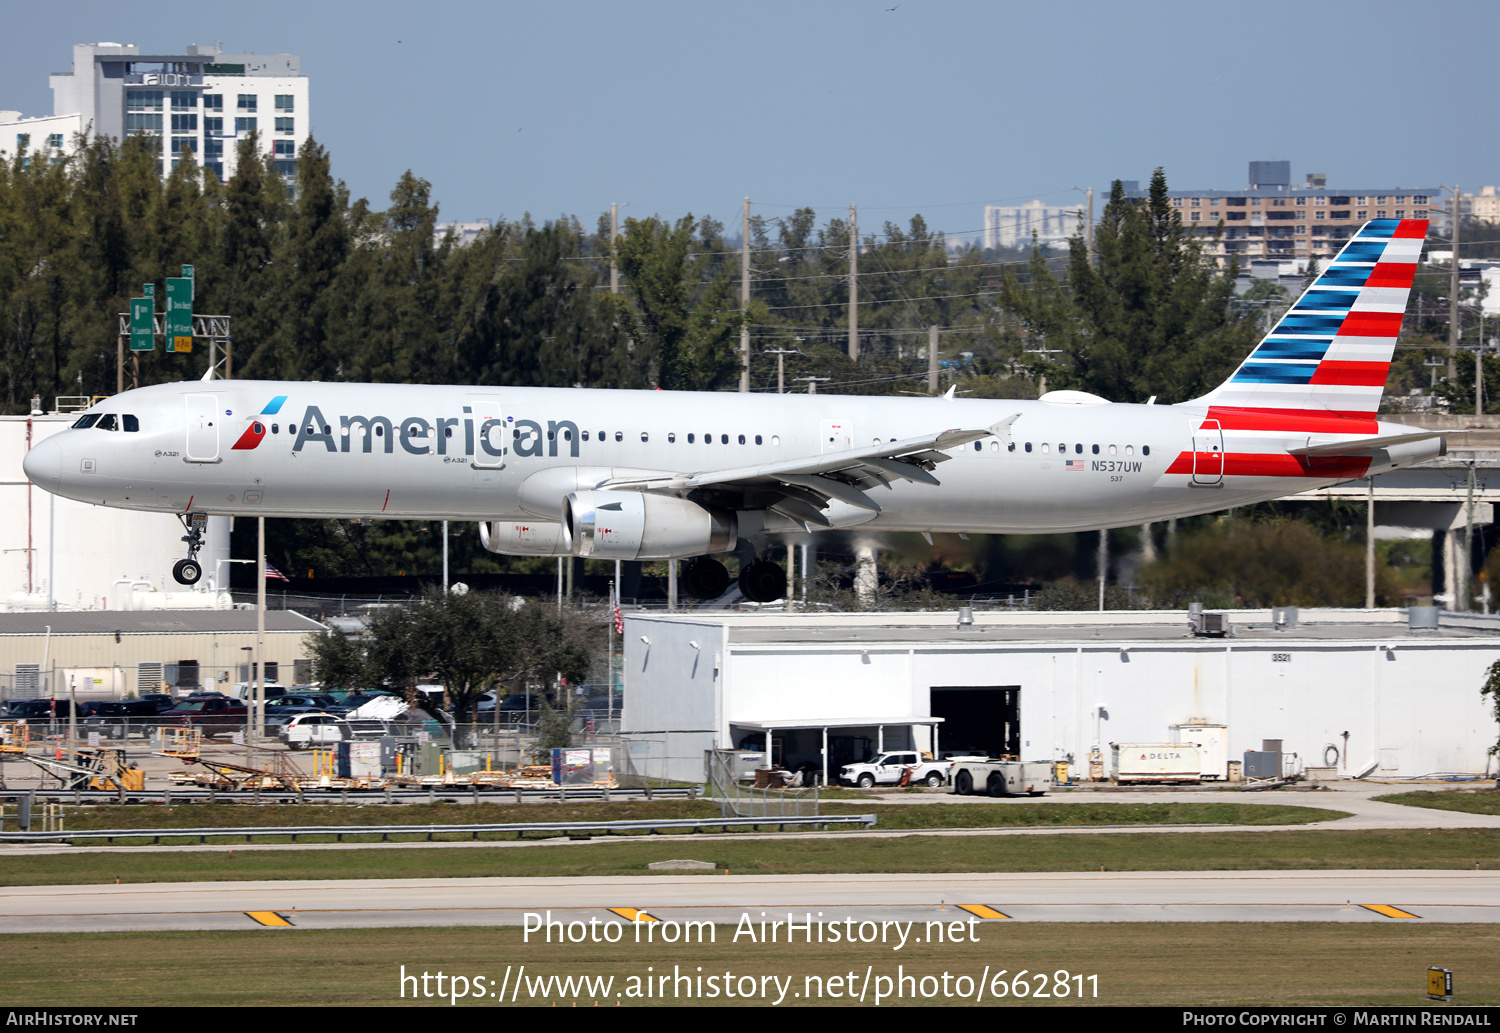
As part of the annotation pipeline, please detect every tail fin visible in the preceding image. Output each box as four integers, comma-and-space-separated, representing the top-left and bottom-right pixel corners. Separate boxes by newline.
1192, 218, 1427, 418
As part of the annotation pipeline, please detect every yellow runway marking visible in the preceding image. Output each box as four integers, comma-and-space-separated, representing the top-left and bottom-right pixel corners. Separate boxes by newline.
1360, 904, 1420, 919
245, 911, 295, 926
608, 907, 658, 922
956, 904, 1009, 920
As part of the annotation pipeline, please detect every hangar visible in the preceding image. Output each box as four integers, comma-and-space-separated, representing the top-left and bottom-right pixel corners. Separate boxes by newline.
621, 608, 1500, 784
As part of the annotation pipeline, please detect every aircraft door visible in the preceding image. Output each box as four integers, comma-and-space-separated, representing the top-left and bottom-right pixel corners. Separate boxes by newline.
820, 418, 852, 453
184, 394, 221, 463
468, 398, 505, 471
1192, 420, 1224, 485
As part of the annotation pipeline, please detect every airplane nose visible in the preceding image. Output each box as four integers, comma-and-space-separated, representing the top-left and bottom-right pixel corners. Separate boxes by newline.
22, 435, 62, 491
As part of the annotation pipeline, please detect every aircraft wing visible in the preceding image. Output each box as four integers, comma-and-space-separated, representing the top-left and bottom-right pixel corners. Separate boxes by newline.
599, 416, 1019, 528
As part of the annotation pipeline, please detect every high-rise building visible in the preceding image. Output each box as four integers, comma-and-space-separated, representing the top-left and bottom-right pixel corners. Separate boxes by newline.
1, 42, 308, 184
982, 198, 1083, 252
1123, 162, 1439, 264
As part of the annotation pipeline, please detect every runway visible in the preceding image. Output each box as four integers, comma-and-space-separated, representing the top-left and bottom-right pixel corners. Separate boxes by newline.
2, 870, 1497, 933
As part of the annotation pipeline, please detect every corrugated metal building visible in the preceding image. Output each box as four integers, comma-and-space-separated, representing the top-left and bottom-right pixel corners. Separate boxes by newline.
0, 610, 326, 698
622, 608, 1500, 784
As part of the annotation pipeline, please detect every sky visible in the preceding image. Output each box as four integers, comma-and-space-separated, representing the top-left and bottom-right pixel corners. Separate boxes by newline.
2, 0, 1494, 246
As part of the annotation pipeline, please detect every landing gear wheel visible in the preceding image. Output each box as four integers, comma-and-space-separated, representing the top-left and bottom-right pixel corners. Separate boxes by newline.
954, 771, 973, 796
172, 558, 202, 585
925, 771, 945, 787
986, 772, 1007, 798
738, 559, 785, 603
683, 558, 730, 600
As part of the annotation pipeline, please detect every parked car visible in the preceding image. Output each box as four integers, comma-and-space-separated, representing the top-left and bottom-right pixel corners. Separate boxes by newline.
81, 700, 164, 739
839, 750, 952, 789
278, 712, 348, 750
7, 699, 73, 722
155, 697, 249, 735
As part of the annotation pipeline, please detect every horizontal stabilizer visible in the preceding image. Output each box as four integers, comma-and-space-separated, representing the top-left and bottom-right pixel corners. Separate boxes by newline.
1287, 430, 1444, 457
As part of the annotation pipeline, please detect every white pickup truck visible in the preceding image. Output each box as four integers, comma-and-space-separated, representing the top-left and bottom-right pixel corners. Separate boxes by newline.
839, 750, 950, 788
950, 758, 1052, 797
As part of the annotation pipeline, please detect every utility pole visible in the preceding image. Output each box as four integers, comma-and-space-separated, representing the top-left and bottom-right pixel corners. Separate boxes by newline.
928, 325, 940, 395
796, 377, 829, 395
610, 204, 619, 295
1450, 184, 1461, 381
740, 197, 751, 392
1074, 186, 1094, 263
765, 347, 797, 394
848, 204, 858, 361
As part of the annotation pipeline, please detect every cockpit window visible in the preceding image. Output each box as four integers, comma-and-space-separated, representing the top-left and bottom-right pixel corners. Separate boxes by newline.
122, 414, 139, 432
72, 414, 100, 429
95, 414, 118, 431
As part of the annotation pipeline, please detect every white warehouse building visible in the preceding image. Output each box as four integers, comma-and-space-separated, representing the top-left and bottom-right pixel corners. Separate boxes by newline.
621, 609, 1500, 785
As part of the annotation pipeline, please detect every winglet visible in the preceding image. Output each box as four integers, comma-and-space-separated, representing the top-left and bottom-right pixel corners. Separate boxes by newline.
988, 413, 1021, 442
942, 385, 956, 399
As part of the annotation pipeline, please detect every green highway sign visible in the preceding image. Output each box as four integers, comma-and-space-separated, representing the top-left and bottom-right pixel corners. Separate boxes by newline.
142, 283, 155, 298
165, 277, 193, 352
129, 298, 154, 352
181, 264, 194, 300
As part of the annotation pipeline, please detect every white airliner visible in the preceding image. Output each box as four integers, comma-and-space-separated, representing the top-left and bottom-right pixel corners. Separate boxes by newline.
23, 219, 1443, 602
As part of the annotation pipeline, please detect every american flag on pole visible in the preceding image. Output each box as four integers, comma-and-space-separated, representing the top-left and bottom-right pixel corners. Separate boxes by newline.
264, 563, 291, 583
612, 582, 623, 635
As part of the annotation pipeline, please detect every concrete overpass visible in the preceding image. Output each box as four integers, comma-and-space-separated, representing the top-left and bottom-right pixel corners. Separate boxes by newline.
1288, 414, 1499, 609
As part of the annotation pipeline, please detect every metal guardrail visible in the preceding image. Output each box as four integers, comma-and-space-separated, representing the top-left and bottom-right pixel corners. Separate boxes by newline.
4, 786, 699, 806
0, 813, 878, 844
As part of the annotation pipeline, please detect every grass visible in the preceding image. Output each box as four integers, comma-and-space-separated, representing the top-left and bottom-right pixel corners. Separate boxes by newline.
23, 799, 1345, 846
4, 828, 1499, 887
1376, 789, 1500, 816
1, 923, 1495, 1007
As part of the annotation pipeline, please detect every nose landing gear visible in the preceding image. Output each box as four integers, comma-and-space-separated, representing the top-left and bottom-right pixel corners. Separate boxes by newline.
173, 512, 207, 585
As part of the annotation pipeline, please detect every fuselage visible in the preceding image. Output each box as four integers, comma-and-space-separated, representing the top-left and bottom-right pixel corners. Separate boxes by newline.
20, 379, 1444, 540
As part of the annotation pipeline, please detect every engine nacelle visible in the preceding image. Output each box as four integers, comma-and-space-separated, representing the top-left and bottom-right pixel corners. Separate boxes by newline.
562, 490, 737, 560
478, 520, 570, 557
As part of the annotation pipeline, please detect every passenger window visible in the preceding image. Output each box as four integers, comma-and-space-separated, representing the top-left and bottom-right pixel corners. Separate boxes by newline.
615, 432, 622, 442
973, 441, 981, 451
738, 434, 746, 445
272, 424, 279, 434
1024, 442, 1032, 453
444, 427, 453, 438
71, 414, 100, 429
721, 434, 729, 444
755, 435, 762, 445
123, 414, 139, 432
375, 425, 383, 436
1008, 442, 1016, 452
991, 441, 999, 451
688, 433, 695, 443
1108, 444, 1117, 455
1143, 445, 1151, 456
1040, 443, 1049, 454
1125, 445, 1134, 455
1091, 444, 1099, 454
582, 431, 590, 441
771, 435, 780, 446
668, 433, 676, 443
641, 432, 649, 442
1075, 443, 1083, 454
95, 414, 118, 431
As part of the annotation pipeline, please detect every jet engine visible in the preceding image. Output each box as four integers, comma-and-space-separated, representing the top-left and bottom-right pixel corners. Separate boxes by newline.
562, 490, 737, 560
478, 520, 571, 557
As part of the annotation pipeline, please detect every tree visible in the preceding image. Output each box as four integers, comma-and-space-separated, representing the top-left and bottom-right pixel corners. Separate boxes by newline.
1481, 660, 1500, 757
1000, 170, 1260, 403
615, 214, 741, 390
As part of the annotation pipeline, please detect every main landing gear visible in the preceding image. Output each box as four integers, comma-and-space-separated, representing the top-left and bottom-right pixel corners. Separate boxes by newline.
173, 512, 207, 585
680, 556, 785, 603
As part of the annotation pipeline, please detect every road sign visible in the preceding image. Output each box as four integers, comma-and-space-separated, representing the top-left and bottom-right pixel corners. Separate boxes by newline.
129, 298, 154, 352
165, 277, 193, 352
142, 283, 155, 298
181, 264, 194, 301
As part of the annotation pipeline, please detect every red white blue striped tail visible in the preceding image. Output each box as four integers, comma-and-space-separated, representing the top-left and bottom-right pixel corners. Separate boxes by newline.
1192, 218, 1426, 418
